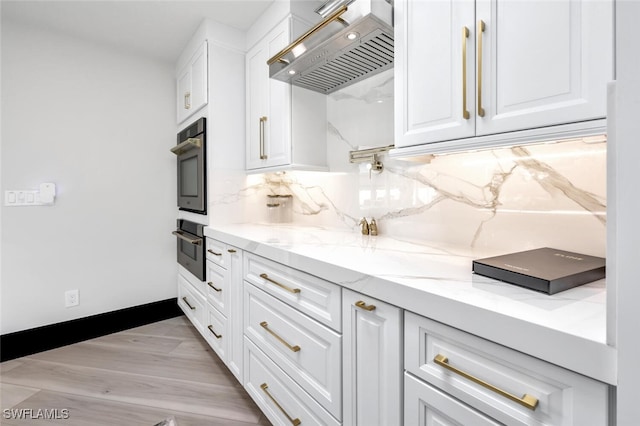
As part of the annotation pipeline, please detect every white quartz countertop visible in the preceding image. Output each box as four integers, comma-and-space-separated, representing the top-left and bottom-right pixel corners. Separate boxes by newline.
205, 223, 616, 385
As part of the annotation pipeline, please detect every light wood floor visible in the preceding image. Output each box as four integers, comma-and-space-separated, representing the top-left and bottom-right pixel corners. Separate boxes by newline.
0, 316, 271, 426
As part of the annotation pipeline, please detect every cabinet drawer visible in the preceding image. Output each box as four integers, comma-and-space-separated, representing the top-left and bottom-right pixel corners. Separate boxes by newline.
178, 274, 205, 332
206, 238, 229, 268
244, 282, 342, 419
244, 253, 341, 331
405, 372, 501, 426
206, 260, 229, 316
204, 305, 227, 363
244, 338, 340, 426
405, 312, 609, 425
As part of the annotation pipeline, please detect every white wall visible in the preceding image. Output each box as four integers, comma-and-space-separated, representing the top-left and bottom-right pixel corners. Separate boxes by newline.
1, 21, 177, 334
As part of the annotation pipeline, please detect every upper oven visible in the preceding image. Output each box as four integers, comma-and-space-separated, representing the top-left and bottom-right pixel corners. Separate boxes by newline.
171, 117, 206, 214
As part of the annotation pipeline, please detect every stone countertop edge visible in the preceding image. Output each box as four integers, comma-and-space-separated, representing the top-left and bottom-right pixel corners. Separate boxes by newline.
204, 224, 617, 385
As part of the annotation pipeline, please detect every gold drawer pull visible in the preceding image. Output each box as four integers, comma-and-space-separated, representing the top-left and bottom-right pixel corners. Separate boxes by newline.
207, 249, 222, 256
434, 354, 539, 411
182, 297, 195, 310
207, 325, 222, 339
207, 282, 222, 292
259, 273, 301, 294
461, 26, 470, 120
260, 321, 301, 353
355, 300, 376, 311
228, 249, 237, 253
260, 383, 301, 426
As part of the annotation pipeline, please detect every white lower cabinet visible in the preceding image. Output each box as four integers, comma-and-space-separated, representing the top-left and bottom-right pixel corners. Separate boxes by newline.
342, 289, 403, 426
178, 273, 205, 333
204, 304, 227, 362
404, 312, 609, 425
405, 372, 501, 426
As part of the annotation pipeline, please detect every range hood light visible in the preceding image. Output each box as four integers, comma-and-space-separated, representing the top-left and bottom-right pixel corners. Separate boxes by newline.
346, 32, 359, 40
291, 44, 307, 58
288, 70, 297, 75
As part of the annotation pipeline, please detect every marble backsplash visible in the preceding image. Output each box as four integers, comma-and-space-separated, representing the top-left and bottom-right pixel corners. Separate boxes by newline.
212, 70, 607, 258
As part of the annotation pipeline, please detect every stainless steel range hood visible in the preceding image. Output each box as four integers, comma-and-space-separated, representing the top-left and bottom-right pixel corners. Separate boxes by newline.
268, 0, 393, 95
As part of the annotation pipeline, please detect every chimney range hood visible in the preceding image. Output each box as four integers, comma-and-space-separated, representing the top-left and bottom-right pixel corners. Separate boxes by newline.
267, 0, 394, 95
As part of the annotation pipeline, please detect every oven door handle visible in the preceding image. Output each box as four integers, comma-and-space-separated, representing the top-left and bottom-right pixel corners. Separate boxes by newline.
170, 137, 202, 155
172, 230, 202, 246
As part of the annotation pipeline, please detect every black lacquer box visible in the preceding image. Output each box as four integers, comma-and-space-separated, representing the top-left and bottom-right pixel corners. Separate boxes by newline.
472, 247, 605, 295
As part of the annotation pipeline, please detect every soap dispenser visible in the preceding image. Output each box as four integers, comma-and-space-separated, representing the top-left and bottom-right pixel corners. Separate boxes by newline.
369, 218, 378, 236
359, 218, 369, 235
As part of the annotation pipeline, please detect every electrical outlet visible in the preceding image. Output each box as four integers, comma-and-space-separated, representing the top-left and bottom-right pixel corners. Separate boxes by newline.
65, 289, 79, 307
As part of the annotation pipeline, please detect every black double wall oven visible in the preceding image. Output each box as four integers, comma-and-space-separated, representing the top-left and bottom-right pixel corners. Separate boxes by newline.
173, 219, 206, 281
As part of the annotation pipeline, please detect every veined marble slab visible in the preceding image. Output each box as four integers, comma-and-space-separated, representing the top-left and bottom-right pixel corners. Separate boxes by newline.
205, 223, 615, 385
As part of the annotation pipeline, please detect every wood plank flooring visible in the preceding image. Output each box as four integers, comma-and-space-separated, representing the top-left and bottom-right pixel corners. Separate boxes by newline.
0, 316, 271, 425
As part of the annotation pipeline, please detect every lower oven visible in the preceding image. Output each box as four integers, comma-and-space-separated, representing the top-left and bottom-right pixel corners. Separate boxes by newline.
172, 219, 205, 281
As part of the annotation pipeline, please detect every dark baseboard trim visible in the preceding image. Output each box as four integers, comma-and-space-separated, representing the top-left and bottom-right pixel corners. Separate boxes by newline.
0, 298, 183, 362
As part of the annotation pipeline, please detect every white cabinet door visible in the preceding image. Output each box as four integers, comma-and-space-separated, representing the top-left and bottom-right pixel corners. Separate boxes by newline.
395, 0, 476, 147
343, 289, 402, 426
476, 0, 613, 136
246, 20, 291, 170
177, 41, 208, 124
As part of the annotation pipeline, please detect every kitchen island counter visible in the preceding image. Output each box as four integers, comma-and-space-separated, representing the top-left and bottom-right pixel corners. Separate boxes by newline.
205, 223, 615, 385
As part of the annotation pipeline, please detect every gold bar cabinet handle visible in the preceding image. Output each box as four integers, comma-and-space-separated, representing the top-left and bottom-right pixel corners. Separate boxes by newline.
227, 249, 237, 253
477, 20, 486, 118
267, 5, 348, 66
207, 249, 222, 256
433, 354, 539, 411
260, 321, 301, 352
184, 92, 191, 110
260, 383, 301, 426
462, 26, 470, 120
259, 273, 301, 294
207, 282, 222, 292
259, 116, 268, 160
207, 325, 222, 339
355, 300, 376, 311
182, 297, 195, 310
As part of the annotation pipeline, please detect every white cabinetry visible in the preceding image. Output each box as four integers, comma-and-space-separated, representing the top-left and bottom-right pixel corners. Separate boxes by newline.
404, 312, 610, 425
342, 289, 402, 426
394, 0, 613, 149
177, 40, 208, 124
245, 17, 327, 172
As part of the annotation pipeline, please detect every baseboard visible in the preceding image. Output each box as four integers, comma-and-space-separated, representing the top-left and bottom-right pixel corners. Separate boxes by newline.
0, 298, 183, 362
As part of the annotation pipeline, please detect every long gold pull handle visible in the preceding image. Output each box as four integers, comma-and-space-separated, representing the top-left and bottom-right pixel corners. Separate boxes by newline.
477, 20, 486, 117
184, 92, 191, 110
207, 249, 222, 256
207, 325, 222, 339
259, 116, 268, 160
267, 5, 348, 66
259, 273, 301, 294
434, 354, 539, 410
260, 321, 301, 352
207, 282, 222, 292
172, 230, 203, 245
462, 26, 470, 120
182, 297, 195, 310
260, 383, 301, 426
355, 300, 376, 311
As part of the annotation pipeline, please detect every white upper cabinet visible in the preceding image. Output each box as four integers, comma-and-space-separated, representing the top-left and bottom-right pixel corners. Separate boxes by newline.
177, 40, 208, 124
395, 0, 613, 149
245, 15, 327, 172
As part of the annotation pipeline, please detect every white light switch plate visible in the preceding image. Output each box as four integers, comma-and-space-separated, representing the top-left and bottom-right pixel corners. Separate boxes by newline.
5, 190, 48, 206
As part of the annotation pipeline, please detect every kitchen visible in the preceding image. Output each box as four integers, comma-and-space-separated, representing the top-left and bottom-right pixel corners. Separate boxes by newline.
1, 0, 639, 425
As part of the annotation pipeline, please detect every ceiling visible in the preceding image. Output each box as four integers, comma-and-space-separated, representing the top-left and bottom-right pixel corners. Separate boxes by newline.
1, 0, 276, 63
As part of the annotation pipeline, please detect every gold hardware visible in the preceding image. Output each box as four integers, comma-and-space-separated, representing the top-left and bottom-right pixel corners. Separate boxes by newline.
359, 218, 369, 235
477, 20, 486, 118
462, 26, 470, 120
228, 249, 237, 253
355, 300, 376, 311
433, 354, 539, 411
260, 383, 301, 426
207, 249, 222, 256
259, 116, 268, 160
184, 92, 191, 110
207, 282, 222, 292
182, 297, 195, 310
207, 325, 222, 339
369, 218, 378, 236
267, 5, 348, 66
170, 137, 201, 155
260, 321, 301, 352
259, 273, 301, 294
172, 230, 202, 245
